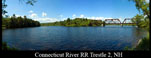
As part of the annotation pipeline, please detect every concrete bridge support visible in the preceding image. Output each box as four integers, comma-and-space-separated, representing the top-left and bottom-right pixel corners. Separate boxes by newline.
102, 23, 105, 27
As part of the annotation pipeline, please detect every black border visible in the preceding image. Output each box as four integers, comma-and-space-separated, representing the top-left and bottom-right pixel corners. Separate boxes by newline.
1, 51, 151, 58
1, 0, 151, 58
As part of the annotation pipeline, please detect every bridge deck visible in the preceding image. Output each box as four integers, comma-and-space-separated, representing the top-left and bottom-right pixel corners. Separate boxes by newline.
105, 23, 135, 24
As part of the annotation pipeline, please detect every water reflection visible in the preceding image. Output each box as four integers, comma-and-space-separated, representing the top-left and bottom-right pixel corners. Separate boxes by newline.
2, 26, 147, 50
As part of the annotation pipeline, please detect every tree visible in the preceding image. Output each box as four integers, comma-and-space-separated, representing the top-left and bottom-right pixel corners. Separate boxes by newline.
67, 18, 71, 22
12, 14, 16, 18
9, 14, 17, 28
2, 0, 7, 15
6, 14, 40, 28
102, 21, 106, 26
132, 14, 144, 27
2, 0, 37, 15
130, 0, 149, 29
129, 0, 149, 18
19, 0, 37, 6
2, 0, 38, 51
129, 0, 150, 51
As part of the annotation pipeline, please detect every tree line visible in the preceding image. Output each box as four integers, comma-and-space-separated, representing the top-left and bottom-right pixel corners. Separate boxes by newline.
130, 0, 149, 31
41, 18, 105, 27
2, 14, 40, 29
126, 0, 150, 50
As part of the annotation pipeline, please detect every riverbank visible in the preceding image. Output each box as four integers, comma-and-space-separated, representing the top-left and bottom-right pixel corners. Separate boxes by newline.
41, 18, 104, 27
2, 25, 6, 30
125, 32, 149, 51
135, 37, 149, 50
134, 32, 149, 50
2, 42, 17, 50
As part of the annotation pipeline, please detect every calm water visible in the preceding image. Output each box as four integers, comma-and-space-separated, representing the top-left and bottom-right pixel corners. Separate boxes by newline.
2, 25, 147, 50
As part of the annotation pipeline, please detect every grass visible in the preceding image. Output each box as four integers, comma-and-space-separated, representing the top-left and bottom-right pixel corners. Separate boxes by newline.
125, 32, 149, 51
2, 25, 6, 30
2, 42, 17, 51
134, 37, 150, 50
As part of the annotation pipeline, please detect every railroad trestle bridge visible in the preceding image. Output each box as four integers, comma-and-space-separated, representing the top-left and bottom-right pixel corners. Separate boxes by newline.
102, 18, 135, 26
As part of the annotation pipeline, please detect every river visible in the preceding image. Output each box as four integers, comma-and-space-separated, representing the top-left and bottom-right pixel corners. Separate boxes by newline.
2, 25, 147, 50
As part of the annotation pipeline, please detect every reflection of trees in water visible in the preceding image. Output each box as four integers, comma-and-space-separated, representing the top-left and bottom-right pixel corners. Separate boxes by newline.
133, 28, 146, 37
131, 27, 147, 47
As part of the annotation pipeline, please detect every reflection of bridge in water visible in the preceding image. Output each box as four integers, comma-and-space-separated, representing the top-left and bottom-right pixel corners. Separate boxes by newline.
102, 18, 135, 26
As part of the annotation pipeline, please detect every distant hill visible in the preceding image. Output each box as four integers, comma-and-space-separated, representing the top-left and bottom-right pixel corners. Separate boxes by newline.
41, 18, 105, 27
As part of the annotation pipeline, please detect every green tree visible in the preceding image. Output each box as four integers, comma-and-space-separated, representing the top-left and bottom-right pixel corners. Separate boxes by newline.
6, 14, 40, 28
2, 0, 7, 15
132, 14, 144, 27
16, 16, 22, 28
128, 0, 150, 51
130, 0, 149, 30
9, 14, 16, 28
2, 0, 37, 15
67, 18, 71, 22
129, 0, 149, 18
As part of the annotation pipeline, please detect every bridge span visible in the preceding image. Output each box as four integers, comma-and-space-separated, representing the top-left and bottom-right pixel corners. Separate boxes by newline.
102, 18, 135, 26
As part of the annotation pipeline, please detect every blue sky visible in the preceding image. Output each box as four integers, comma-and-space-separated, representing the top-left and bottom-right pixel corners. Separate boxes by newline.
5, 0, 147, 23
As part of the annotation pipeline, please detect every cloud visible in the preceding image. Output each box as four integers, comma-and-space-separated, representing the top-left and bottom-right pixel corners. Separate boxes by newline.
72, 14, 76, 18
60, 15, 63, 17
145, 0, 149, 3
29, 10, 33, 13
29, 13, 38, 18
28, 10, 61, 23
70, 14, 116, 21
86, 16, 113, 21
27, 12, 128, 23
80, 14, 84, 18
2, 13, 12, 18
28, 10, 38, 18
27, 10, 63, 23
33, 17, 59, 23
8, 14, 24, 18
62, 17, 68, 21
77, 14, 114, 21
42, 12, 47, 17
16, 15, 24, 17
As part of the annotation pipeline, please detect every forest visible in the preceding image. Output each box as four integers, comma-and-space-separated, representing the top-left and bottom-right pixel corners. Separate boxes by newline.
124, 0, 150, 50
2, 14, 40, 29
41, 18, 105, 27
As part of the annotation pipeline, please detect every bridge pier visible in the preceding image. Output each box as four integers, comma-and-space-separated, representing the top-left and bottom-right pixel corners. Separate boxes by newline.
121, 24, 123, 27
102, 21, 105, 27
102, 23, 105, 27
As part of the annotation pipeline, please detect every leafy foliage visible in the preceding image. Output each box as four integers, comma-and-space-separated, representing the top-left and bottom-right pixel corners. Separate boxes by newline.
19, 0, 37, 6
130, 0, 150, 30
132, 14, 145, 27
135, 37, 149, 50
41, 18, 104, 27
127, 0, 150, 50
2, 0, 37, 16
129, 0, 150, 18
2, 14, 40, 29
2, 0, 7, 15
2, 42, 17, 50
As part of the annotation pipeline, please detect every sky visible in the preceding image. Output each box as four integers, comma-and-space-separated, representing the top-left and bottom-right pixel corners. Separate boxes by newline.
4, 0, 149, 23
